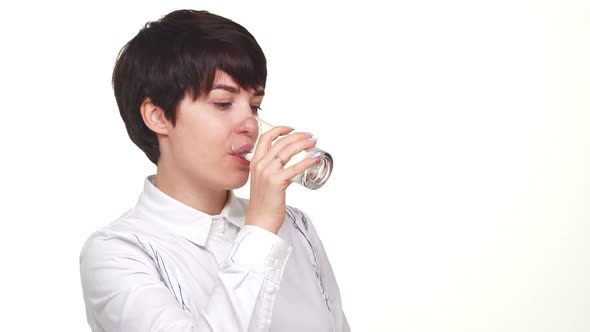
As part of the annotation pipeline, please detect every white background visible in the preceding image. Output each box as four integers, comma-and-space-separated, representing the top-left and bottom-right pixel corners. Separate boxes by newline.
0, 0, 588, 331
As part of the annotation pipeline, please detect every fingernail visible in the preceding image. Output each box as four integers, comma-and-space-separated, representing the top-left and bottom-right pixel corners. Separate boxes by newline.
308, 137, 318, 141
304, 132, 314, 137
309, 152, 322, 159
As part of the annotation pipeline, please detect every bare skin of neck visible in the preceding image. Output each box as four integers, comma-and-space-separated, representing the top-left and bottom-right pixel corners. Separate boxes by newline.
154, 162, 229, 216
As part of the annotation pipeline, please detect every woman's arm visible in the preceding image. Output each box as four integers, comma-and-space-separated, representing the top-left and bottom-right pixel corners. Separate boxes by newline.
80, 225, 291, 332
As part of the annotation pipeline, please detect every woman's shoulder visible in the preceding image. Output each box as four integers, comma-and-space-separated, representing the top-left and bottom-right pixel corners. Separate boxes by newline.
79, 208, 155, 261
285, 205, 312, 232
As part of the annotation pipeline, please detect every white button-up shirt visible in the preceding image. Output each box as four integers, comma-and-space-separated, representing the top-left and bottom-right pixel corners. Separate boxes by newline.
80, 176, 350, 332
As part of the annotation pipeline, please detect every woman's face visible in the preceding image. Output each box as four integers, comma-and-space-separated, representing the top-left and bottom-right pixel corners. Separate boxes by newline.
160, 70, 263, 191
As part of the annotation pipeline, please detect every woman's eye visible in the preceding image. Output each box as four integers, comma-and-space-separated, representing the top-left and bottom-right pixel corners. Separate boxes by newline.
251, 106, 262, 114
214, 102, 232, 110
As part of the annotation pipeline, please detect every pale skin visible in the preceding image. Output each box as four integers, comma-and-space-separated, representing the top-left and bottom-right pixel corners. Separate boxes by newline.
140, 70, 319, 234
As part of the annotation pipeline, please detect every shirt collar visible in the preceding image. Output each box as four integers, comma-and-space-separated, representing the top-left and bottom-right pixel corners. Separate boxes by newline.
135, 175, 247, 246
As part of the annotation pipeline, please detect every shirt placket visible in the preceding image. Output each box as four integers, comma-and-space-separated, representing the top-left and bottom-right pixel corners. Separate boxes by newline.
207, 217, 232, 267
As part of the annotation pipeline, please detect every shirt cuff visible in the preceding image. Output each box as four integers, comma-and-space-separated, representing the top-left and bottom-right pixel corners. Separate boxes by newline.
228, 225, 293, 283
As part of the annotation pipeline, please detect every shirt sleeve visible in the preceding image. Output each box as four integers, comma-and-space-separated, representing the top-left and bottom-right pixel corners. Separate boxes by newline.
299, 210, 352, 332
80, 225, 292, 332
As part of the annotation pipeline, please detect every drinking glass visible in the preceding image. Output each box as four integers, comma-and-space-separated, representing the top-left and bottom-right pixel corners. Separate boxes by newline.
240, 117, 333, 190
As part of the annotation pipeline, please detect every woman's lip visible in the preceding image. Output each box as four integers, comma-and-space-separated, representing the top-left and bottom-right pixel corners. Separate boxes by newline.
232, 154, 250, 166
233, 143, 254, 155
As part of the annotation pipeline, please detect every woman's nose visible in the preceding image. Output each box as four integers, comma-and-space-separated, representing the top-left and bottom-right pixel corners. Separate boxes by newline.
236, 116, 260, 139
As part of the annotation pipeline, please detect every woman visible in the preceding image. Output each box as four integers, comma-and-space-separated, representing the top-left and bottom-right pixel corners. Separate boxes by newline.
80, 9, 350, 332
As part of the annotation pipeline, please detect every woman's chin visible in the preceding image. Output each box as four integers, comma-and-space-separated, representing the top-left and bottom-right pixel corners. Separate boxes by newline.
222, 174, 250, 190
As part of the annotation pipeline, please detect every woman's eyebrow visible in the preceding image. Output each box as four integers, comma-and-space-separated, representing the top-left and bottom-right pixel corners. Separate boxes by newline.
211, 84, 238, 94
211, 84, 265, 97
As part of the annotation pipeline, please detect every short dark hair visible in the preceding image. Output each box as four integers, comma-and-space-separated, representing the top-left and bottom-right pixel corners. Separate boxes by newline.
112, 9, 267, 164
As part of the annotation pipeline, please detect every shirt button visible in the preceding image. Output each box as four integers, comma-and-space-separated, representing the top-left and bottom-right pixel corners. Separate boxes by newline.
212, 217, 224, 232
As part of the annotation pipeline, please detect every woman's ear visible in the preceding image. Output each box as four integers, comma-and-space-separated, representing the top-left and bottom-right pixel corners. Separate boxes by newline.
140, 98, 169, 135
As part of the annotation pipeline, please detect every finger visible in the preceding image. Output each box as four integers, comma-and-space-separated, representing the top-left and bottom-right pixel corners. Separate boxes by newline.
251, 126, 294, 162
266, 136, 318, 168
261, 132, 313, 164
282, 152, 322, 180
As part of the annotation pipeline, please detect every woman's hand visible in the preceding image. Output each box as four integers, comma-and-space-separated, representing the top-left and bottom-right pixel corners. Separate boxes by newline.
245, 127, 319, 234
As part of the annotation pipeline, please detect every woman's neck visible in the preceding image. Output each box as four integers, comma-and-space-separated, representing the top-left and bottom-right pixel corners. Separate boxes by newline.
153, 167, 229, 216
